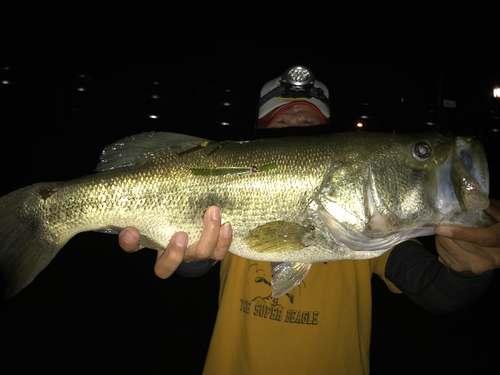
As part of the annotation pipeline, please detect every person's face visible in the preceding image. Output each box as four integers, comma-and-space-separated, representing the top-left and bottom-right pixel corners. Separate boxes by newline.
267, 104, 324, 128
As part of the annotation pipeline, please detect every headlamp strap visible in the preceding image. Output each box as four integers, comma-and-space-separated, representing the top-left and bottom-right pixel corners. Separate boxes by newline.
259, 85, 286, 106
259, 83, 329, 109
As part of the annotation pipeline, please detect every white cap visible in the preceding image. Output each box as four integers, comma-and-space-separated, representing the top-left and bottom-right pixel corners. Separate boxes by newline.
257, 66, 330, 128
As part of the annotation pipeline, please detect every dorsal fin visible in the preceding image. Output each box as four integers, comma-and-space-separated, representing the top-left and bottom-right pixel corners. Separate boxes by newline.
96, 132, 209, 172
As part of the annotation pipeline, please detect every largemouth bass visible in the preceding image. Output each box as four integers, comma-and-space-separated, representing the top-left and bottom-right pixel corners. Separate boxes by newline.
0, 131, 493, 298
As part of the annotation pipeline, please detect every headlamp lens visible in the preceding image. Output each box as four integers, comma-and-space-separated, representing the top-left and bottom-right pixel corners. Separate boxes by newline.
287, 66, 311, 85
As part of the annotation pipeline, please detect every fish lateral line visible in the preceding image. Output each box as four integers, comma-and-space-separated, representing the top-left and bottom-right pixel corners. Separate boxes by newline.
191, 162, 277, 176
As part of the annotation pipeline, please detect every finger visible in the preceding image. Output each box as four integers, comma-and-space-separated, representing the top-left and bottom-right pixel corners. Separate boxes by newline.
437, 253, 469, 273
118, 227, 144, 252
436, 236, 472, 273
187, 206, 222, 260
485, 199, 500, 221
154, 232, 188, 279
211, 222, 232, 261
435, 225, 500, 248
436, 235, 497, 274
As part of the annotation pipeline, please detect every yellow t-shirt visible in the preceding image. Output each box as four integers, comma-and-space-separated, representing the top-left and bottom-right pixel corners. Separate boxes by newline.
203, 251, 401, 375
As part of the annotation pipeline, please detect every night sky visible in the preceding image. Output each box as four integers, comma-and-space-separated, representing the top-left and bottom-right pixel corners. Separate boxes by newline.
1, 57, 500, 374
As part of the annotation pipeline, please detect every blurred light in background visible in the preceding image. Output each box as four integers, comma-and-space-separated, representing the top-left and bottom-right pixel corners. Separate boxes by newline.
1, 66, 13, 84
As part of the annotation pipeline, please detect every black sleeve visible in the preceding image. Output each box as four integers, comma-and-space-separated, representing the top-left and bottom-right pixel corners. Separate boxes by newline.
175, 259, 215, 278
385, 240, 495, 314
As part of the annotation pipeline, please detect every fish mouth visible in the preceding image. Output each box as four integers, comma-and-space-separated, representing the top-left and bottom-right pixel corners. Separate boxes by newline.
436, 136, 490, 218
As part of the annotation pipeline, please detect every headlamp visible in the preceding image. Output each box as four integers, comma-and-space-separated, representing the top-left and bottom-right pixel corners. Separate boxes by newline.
283, 66, 313, 87
257, 65, 331, 127
259, 65, 329, 108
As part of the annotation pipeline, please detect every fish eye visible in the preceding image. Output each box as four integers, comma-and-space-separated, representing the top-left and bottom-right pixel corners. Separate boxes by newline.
413, 142, 432, 161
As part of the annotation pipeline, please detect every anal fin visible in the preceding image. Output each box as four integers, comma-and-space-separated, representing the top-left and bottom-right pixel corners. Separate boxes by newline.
271, 262, 312, 298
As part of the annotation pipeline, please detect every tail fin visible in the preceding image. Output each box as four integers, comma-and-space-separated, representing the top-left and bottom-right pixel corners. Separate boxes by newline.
0, 183, 66, 298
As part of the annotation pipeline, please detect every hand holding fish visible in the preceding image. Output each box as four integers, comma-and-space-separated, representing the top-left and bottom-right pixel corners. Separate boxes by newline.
435, 199, 500, 274
118, 206, 232, 279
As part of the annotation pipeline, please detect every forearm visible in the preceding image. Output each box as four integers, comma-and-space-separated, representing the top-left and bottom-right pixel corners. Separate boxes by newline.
386, 240, 495, 314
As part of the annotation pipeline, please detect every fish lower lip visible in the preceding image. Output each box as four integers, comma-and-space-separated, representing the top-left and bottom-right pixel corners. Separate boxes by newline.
456, 138, 489, 194
452, 139, 490, 212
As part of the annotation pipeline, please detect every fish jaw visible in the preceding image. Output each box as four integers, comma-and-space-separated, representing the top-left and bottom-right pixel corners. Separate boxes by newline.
435, 136, 492, 227
451, 137, 490, 212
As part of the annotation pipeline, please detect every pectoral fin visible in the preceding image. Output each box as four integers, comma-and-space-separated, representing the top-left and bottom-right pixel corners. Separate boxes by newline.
244, 221, 313, 254
271, 262, 312, 298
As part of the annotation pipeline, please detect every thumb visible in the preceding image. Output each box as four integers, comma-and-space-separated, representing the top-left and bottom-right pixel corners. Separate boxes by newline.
435, 225, 500, 248
485, 199, 500, 222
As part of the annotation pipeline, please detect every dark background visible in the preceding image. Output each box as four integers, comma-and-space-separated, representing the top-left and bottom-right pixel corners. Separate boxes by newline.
1, 54, 499, 374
